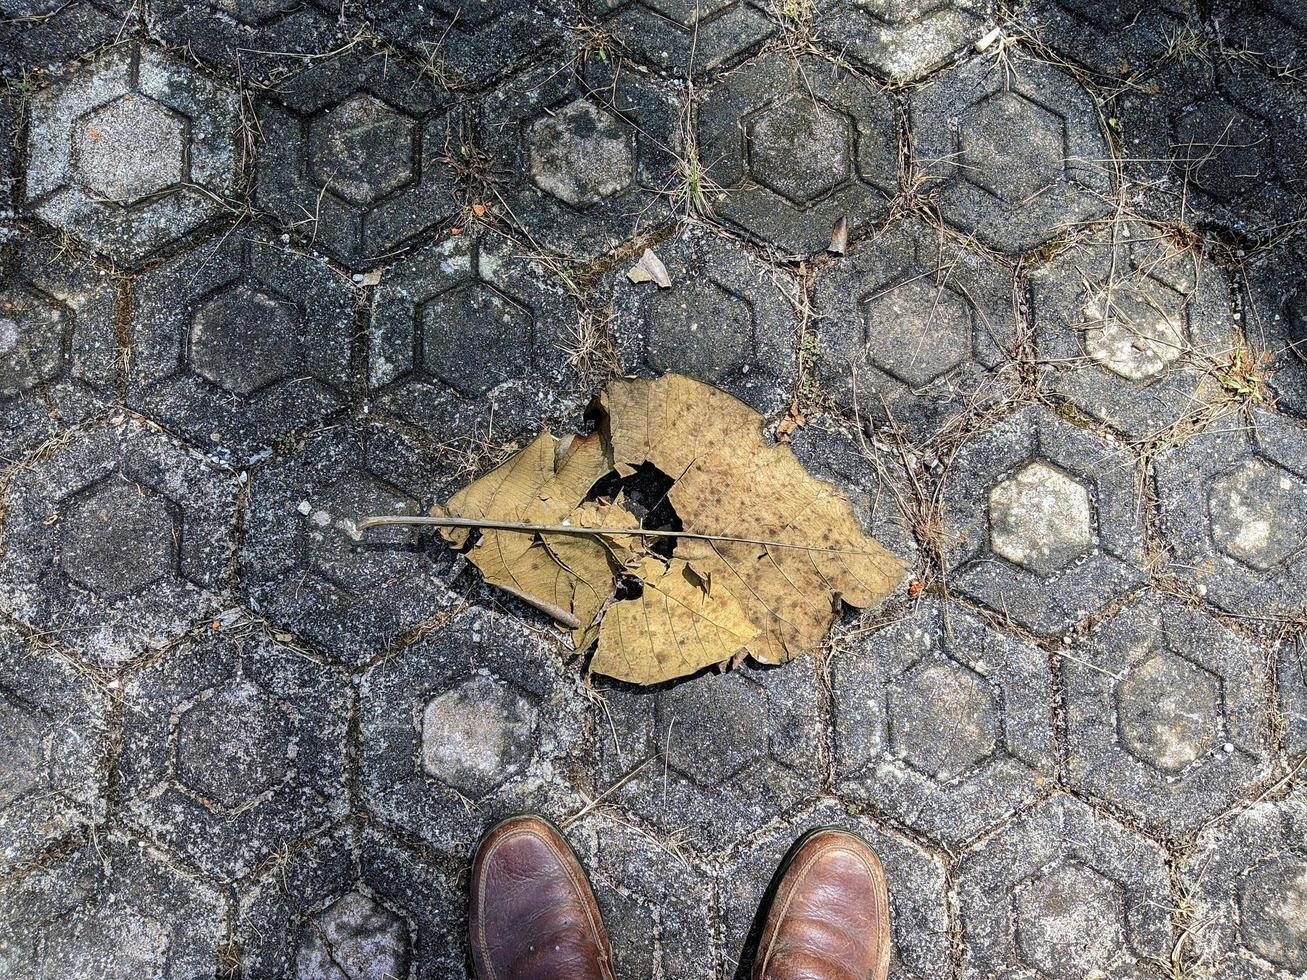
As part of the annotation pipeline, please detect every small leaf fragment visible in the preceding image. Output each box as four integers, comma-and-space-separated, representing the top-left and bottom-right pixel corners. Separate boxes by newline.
828, 215, 849, 255
626, 248, 672, 288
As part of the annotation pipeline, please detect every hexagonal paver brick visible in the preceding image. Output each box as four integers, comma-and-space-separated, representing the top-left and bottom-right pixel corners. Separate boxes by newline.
130, 228, 354, 463
720, 801, 950, 978
814, 0, 994, 83
910, 54, 1113, 255
1, 238, 117, 463
147, 0, 343, 82
1121, 55, 1307, 241
116, 626, 348, 881
240, 826, 466, 977
1184, 792, 1307, 978
605, 224, 798, 414
478, 53, 681, 260
241, 420, 460, 664
359, 606, 584, 853
0, 628, 106, 875
369, 0, 570, 91
0, 833, 223, 977
1244, 233, 1307, 421
1020, 0, 1200, 78
369, 227, 585, 440
1215, 0, 1307, 74
1, 421, 235, 666
788, 414, 919, 567
957, 793, 1172, 978
0, 0, 136, 79
812, 216, 1020, 440
943, 405, 1146, 634
582, 0, 775, 78
25, 45, 239, 266
594, 660, 822, 858
698, 52, 898, 257
1065, 592, 1272, 837
256, 47, 462, 269
832, 598, 1054, 849
571, 812, 716, 977
1280, 636, 1307, 762
1031, 219, 1236, 439
1156, 407, 1307, 623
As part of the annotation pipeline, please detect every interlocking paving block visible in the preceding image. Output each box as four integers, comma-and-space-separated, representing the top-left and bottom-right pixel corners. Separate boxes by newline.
1214, 0, 1307, 74
814, 0, 993, 83
956, 793, 1172, 979
240, 826, 466, 977
1244, 233, 1307, 420
1121, 55, 1307, 241
698, 52, 898, 257
370, 0, 571, 92
116, 628, 349, 882
582, 0, 775, 79
0, 629, 106, 875
359, 606, 585, 853
572, 812, 716, 977
1155, 407, 1307, 623
255, 47, 463, 269
1019, 0, 1199, 78
1279, 636, 1307, 761
241, 420, 459, 664
0, 0, 136, 79
478, 53, 681, 260
0, 238, 117, 464
942, 405, 1146, 635
594, 661, 822, 859
1064, 591, 1272, 837
812, 216, 1019, 441
147, 0, 343, 83
129, 228, 354, 464
788, 414, 918, 566
25, 45, 239, 267
1030, 220, 1236, 439
831, 598, 1054, 849
604, 224, 798, 414
720, 801, 951, 978
0, 833, 224, 977
1184, 792, 1307, 978
369, 227, 584, 441
1, 421, 235, 667
910, 55, 1113, 255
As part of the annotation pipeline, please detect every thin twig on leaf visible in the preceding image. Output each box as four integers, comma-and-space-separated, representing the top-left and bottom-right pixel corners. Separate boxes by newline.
354, 514, 896, 559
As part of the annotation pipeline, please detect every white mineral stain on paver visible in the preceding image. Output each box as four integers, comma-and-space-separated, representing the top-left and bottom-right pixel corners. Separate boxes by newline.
988, 461, 1092, 575
1209, 459, 1307, 572
1116, 653, 1220, 772
527, 99, 634, 207
1082, 284, 1187, 381
420, 674, 537, 796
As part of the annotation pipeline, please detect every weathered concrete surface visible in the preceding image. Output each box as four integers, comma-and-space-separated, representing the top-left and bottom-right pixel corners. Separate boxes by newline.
1, 6, 1306, 977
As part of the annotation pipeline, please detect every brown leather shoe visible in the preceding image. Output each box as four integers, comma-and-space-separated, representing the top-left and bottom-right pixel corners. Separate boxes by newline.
469, 815, 615, 980
752, 827, 892, 980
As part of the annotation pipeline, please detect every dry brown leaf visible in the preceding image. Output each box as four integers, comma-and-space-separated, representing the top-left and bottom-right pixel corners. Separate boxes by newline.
429, 374, 904, 683
591, 557, 758, 684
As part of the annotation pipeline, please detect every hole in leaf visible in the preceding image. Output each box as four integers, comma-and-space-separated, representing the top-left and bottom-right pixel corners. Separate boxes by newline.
587, 461, 682, 558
